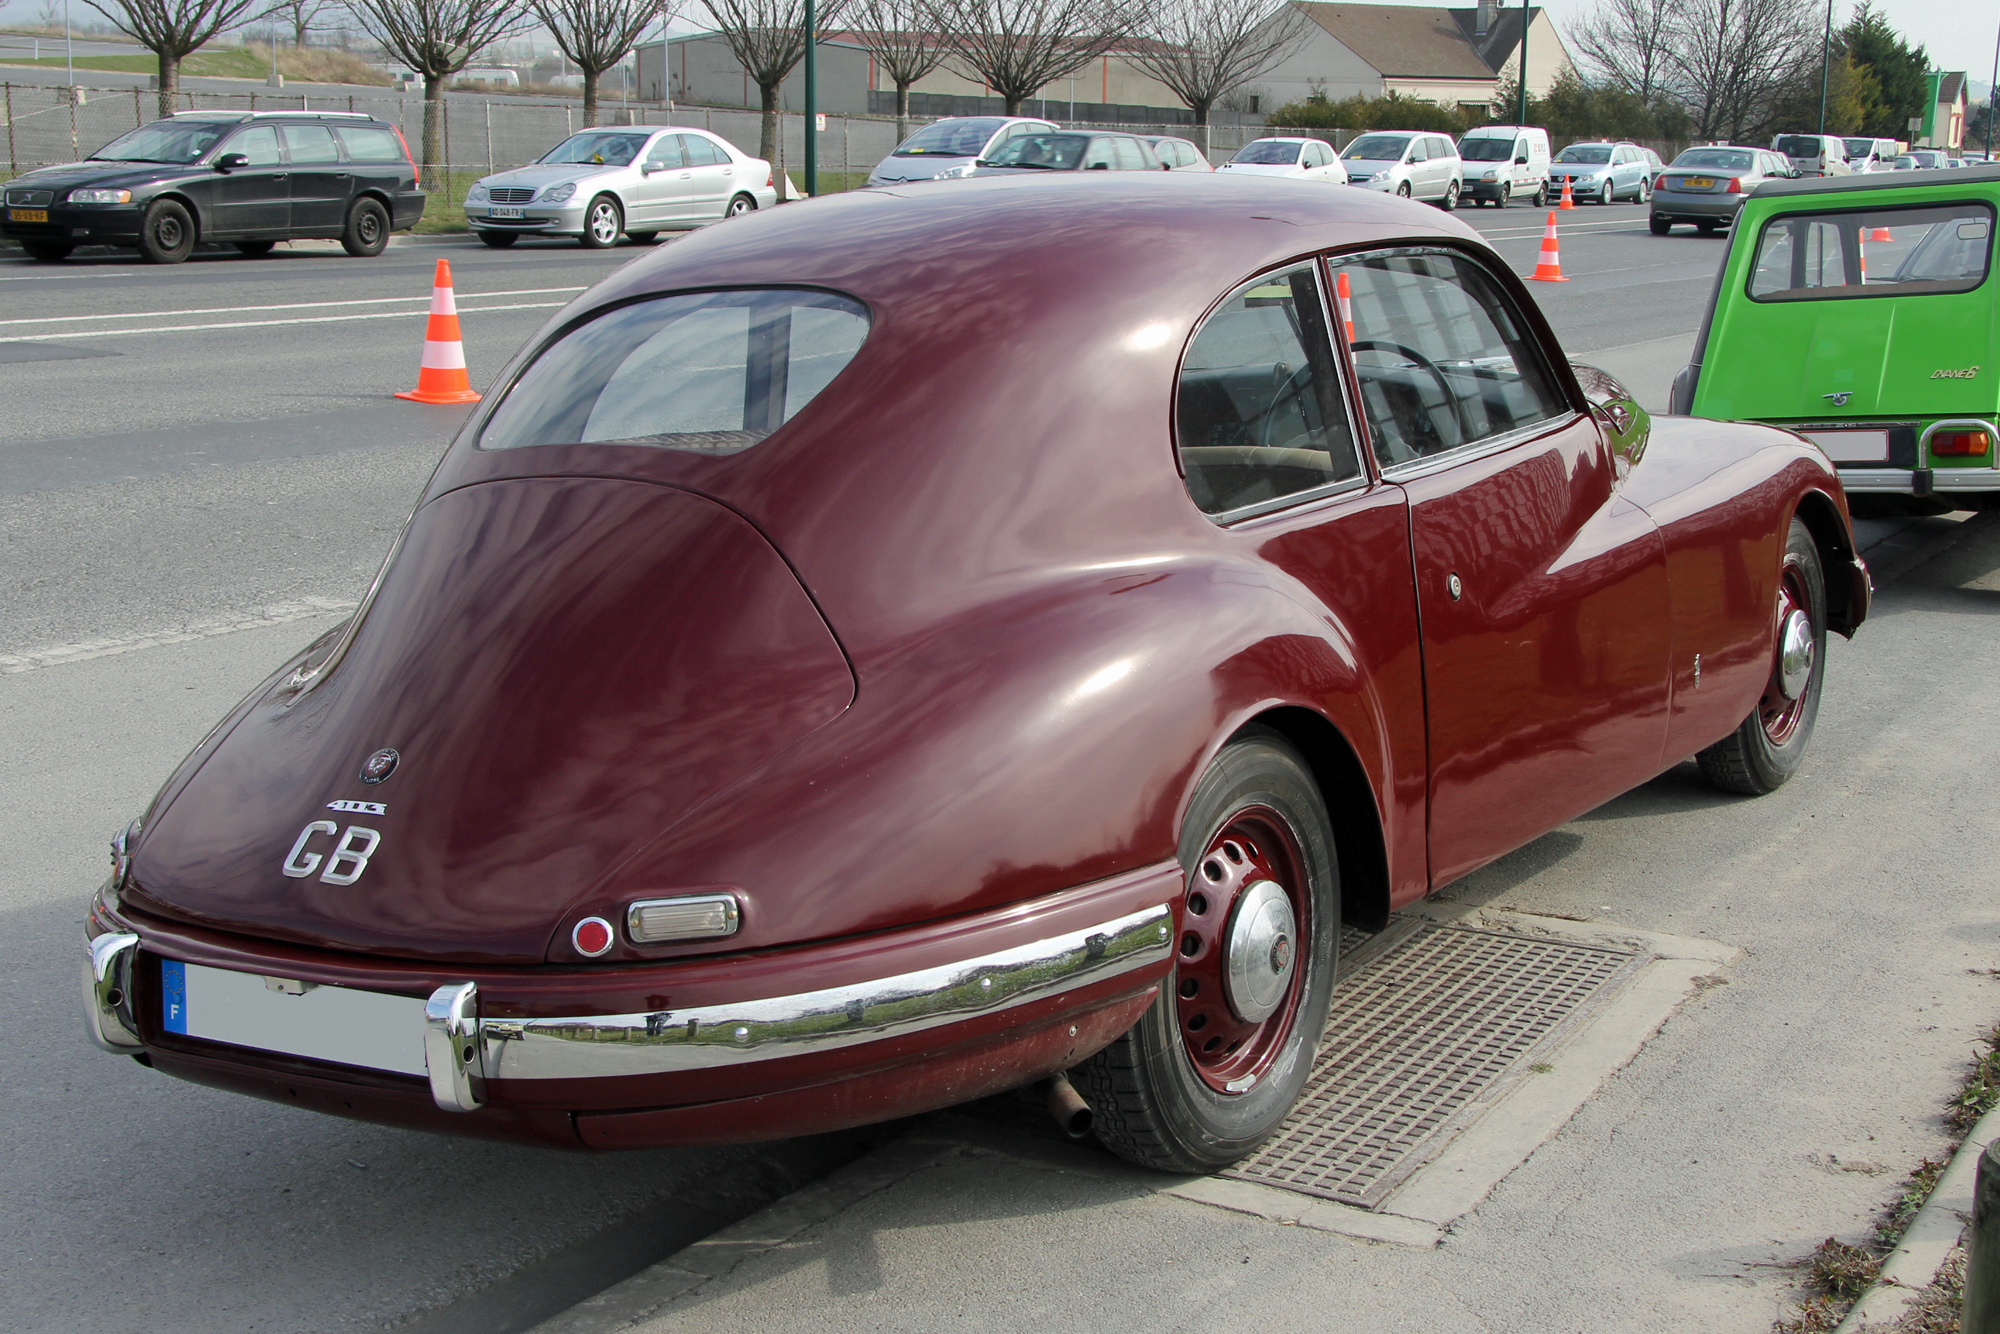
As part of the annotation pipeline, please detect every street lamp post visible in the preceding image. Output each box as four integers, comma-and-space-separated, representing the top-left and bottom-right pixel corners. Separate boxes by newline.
1989, 7, 1999, 158
1514, 0, 1528, 126
1816, 0, 1832, 135
804, 0, 818, 196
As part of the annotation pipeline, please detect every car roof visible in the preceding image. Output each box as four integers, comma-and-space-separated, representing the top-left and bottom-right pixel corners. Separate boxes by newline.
170, 109, 375, 121
1751, 162, 2000, 199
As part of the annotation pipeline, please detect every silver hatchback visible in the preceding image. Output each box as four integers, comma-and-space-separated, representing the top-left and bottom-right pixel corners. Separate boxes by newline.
465, 127, 776, 249
1650, 146, 1797, 236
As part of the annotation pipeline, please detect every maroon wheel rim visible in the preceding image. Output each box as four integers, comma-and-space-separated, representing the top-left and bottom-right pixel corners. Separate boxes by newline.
1759, 557, 1813, 745
1175, 806, 1309, 1093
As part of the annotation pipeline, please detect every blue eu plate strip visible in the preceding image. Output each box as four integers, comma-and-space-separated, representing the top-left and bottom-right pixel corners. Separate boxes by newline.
161, 958, 187, 1034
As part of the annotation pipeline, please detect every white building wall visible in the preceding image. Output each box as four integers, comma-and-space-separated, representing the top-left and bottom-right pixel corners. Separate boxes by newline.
1245, 23, 1387, 111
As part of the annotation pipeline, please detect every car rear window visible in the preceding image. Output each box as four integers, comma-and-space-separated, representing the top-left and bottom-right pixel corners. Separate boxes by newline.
896, 118, 1007, 156
1673, 149, 1754, 171
479, 290, 870, 454
1234, 140, 1303, 165
1747, 203, 1994, 301
334, 124, 406, 162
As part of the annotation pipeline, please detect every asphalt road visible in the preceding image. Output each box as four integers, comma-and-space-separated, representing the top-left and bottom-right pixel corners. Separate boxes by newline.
0, 197, 1805, 1332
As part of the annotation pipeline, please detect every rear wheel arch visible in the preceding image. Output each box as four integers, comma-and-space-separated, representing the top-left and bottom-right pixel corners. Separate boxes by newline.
1792, 488, 1862, 637
1232, 706, 1389, 933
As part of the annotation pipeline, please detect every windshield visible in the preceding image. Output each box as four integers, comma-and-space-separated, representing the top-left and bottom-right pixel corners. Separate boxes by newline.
1843, 138, 1877, 158
540, 131, 647, 166
1775, 135, 1826, 157
481, 290, 870, 453
1459, 138, 1515, 162
1556, 145, 1613, 164
1673, 148, 1753, 171
89, 118, 235, 164
1232, 140, 1303, 165
1342, 134, 1410, 161
982, 133, 1089, 169
1748, 203, 1993, 301
895, 118, 1008, 156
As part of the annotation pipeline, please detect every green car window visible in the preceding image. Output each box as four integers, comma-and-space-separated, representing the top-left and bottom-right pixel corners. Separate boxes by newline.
1748, 203, 1994, 301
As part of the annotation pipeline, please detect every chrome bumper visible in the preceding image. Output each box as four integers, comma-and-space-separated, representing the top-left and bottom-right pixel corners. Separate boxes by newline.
1839, 466, 2000, 493
87, 903, 1173, 1116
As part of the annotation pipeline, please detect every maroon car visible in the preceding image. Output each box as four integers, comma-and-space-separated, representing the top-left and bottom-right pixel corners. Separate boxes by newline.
83, 175, 1869, 1172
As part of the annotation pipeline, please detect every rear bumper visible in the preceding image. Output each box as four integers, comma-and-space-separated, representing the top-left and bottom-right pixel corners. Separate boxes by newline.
83, 863, 1176, 1145
1652, 192, 1742, 221
1837, 466, 2000, 493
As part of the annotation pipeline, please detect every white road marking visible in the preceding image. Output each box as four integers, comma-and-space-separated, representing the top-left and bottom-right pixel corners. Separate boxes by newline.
0, 597, 358, 674
0, 285, 585, 327
0, 300, 570, 342
0, 271, 141, 282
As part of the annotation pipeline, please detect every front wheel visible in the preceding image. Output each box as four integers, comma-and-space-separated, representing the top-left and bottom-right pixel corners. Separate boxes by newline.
1439, 179, 1459, 211
1533, 181, 1548, 207
726, 193, 757, 218
476, 229, 518, 248
1078, 729, 1340, 1173
138, 198, 195, 264
1499, 181, 1512, 208
341, 196, 389, 256
1638, 177, 1652, 203
1395, 180, 1411, 198
579, 194, 621, 248
1697, 518, 1826, 795
1598, 179, 1614, 205
1650, 214, 1672, 235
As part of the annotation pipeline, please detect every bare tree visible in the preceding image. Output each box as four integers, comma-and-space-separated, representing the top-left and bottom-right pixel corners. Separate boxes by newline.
1126, 0, 1304, 129
930, 0, 1138, 116
705, 0, 852, 181
350, 0, 529, 186
845, 0, 951, 141
259, 0, 341, 46
534, 0, 675, 125
1570, 0, 1678, 103
1664, 0, 1818, 139
82, 0, 261, 116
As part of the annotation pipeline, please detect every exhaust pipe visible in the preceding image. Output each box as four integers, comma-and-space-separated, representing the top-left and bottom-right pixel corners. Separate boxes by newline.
1044, 1072, 1093, 1140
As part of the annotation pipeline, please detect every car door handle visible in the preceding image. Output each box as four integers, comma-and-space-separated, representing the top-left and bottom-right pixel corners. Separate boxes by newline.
679, 171, 692, 178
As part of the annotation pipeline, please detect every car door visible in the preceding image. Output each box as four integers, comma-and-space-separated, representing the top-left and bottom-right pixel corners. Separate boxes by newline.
1432, 138, 1459, 195
1329, 246, 1671, 886
682, 134, 737, 215
634, 133, 691, 223
1402, 138, 1428, 195
279, 122, 350, 234
210, 123, 288, 236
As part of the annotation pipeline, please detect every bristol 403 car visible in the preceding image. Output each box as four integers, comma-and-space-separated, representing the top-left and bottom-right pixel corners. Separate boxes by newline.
85, 175, 1868, 1172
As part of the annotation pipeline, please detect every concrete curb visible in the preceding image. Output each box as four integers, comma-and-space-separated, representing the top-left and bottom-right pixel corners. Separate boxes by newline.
1834, 1101, 2000, 1332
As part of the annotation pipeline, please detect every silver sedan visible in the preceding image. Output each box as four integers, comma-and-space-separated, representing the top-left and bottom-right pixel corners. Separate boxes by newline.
464, 127, 778, 249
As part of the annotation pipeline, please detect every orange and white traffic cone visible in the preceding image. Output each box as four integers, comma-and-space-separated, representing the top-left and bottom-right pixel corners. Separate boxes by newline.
396, 258, 481, 405
1335, 270, 1356, 342
1858, 234, 1867, 285
1869, 224, 1893, 242
1558, 177, 1575, 209
1530, 212, 1568, 282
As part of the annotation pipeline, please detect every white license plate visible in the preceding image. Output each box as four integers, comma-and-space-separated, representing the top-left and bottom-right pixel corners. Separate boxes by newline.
489, 206, 524, 219
1803, 429, 1890, 463
161, 958, 428, 1076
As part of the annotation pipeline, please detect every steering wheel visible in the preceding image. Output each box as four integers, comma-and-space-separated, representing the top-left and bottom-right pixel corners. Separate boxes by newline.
1349, 338, 1472, 449
1257, 362, 1320, 449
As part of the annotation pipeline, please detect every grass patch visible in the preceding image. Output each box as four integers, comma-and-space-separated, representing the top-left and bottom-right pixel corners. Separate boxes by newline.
1944, 1021, 2000, 1136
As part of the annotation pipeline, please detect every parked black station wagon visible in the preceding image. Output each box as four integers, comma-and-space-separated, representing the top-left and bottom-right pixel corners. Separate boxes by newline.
2, 110, 426, 264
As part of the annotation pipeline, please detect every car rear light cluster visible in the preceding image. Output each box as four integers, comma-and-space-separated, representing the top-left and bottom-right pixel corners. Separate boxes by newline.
1654, 173, 1667, 190
627, 892, 741, 943
1726, 177, 1743, 193
1931, 429, 1993, 457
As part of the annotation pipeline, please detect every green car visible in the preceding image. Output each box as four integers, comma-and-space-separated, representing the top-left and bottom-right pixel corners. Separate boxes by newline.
1671, 166, 1998, 511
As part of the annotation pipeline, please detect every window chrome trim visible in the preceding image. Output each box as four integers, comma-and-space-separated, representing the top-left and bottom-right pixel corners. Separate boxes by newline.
472, 903, 1173, 1082
1209, 473, 1372, 526
1378, 412, 1582, 483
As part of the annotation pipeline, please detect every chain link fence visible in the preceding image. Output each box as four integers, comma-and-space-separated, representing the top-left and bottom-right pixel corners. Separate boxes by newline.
3, 80, 1273, 197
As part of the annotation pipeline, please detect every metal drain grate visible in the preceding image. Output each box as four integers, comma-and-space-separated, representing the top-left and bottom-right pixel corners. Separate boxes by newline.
1225, 923, 1642, 1208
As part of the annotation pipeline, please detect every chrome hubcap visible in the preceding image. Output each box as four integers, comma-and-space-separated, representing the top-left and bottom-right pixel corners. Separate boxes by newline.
591, 207, 616, 241
1223, 879, 1295, 1023
1777, 608, 1814, 699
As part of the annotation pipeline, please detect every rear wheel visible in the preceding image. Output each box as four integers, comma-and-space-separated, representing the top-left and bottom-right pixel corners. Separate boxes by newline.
476, 229, 518, 248
1697, 518, 1826, 795
579, 194, 621, 248
726, 193, 757, 218
1650, 215, 1672, 235
138, 199, 195, 264
233, 239, 276, 257
341, 196, 389, 256
21, 239, 72, 262
1078, 729, 1340, 1173
1439, 179, 1459, 211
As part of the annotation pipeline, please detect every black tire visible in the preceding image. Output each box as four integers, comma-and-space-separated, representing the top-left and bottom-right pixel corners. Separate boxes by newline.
1697, 518, 1826, 796
1499, 181, 1511, 208
341, 196, 389, 256
1598, 179, 1613, 205
726, 193, 757, 218
1395, 181, 1412, 198
138, 198, 195, 264
1439, 179, 1459, 211
1638, 177, 1652, 203
21, 239, 72, 262
1696, 219, 1721, 236
579, 194, 621, 248
476, 229, 518, 248
1078, 729, 1340, 1173
626, 230, 660, 244
1533, 181, 1548, 207
234, 239, 276, 257
1650, 215, 1672, 235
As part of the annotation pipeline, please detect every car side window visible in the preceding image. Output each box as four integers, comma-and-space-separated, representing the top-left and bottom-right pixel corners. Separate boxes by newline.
227, 125, 281, 167
1176, 265, 1363, 518
648, 136, 686, 169
1433, 137, 1454, 159
334, 124, 404, 162
1328, 249, 1570, 470
280, 124, 341, 164
1083, 138, 1116, 170
1407, 140, 1428, 164
1113, 137, 1146, 170
690, 135, 728, 165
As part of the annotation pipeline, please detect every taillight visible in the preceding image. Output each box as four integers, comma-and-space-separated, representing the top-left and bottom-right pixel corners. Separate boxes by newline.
1931, 429, 1993, 457
1726, 177, 1742, 193
765, 169, 773, 188
1654, 174, 1666, 190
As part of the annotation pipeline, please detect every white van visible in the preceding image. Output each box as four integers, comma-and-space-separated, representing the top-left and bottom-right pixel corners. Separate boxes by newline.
1771, 133, 1851, 177
1841, 136, 1900, 173
1456, 125, 1550, 207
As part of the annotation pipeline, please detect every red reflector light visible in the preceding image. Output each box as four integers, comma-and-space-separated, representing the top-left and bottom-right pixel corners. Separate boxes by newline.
1726, 177, 1743, 193
1654, 174, 1666, 191
571, 916, 614, 957
1932, 430, 1993, 457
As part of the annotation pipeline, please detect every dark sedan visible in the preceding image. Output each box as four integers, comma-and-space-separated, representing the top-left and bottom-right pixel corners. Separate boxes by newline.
2, 110, 425, 263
